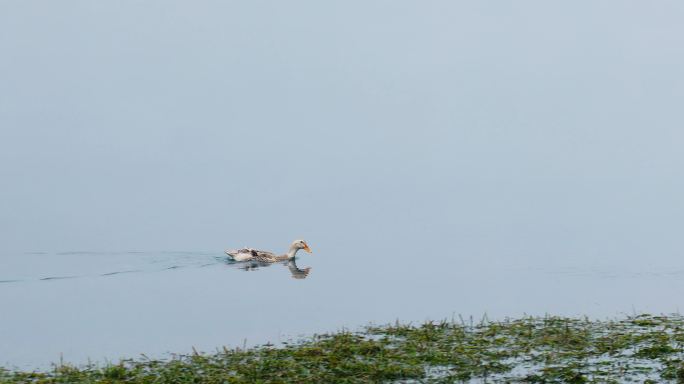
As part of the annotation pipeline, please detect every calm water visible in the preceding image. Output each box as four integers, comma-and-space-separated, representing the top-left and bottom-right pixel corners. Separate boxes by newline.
2, 0, 684, 370
3, 241, 684, 369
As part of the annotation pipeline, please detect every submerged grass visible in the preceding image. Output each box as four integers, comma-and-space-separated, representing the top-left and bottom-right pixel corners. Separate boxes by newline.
4, 314, 684, 383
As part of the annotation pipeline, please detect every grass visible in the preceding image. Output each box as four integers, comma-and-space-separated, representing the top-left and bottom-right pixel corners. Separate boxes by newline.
4, 314, 684, 383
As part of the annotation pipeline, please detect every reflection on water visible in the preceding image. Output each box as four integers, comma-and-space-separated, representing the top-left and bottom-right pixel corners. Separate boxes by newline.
230, 258, 312, 280
287, 260, 311, 279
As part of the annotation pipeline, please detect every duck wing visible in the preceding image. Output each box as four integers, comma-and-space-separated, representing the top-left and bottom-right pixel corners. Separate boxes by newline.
249, 249, 279, 262
225, 248, 278, 262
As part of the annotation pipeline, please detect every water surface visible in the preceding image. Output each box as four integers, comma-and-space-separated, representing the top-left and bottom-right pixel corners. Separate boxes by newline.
3, 246, 684, 369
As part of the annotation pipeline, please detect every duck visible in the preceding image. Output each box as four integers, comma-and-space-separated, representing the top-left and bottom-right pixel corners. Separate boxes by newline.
225, 240, 312, 263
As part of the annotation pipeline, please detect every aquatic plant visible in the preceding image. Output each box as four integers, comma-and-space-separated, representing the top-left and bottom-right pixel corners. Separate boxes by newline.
3, 314, 684, 383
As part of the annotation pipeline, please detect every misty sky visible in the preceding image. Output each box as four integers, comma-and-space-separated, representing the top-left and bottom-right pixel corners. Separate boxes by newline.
1, 1, 683, 259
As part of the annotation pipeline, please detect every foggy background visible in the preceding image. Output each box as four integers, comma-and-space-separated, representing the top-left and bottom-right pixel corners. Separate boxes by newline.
1, 1, 684, 264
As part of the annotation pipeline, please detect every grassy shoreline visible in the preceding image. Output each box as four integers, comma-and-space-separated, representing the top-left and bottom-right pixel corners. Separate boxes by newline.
4, 314, 684, 383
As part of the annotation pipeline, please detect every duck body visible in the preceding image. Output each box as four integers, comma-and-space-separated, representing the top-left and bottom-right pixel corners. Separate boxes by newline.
225, 240, 312, 263
226, 248, 283, 263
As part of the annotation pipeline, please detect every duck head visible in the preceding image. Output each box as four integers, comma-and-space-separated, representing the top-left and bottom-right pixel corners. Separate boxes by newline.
293, 239, 312, 254
286, 239, 312, 259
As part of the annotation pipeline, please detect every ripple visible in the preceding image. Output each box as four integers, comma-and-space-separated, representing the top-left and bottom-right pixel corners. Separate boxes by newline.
0, 251, 243, 284
101, 270, 141, 276
40, 275, 79, 281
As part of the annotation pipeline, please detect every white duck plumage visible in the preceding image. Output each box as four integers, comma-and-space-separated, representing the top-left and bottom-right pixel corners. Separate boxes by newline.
225, 240, 312, 263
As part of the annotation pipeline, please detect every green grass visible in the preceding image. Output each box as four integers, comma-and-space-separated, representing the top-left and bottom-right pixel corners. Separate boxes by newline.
4, 314, 684, 383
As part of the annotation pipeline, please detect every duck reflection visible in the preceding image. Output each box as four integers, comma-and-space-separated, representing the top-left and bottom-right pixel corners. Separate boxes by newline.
232, 258, 311, 279
286, 259, 311, 279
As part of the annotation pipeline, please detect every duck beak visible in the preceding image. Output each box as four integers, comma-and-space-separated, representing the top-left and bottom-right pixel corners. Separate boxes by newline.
303, 244, 312, 253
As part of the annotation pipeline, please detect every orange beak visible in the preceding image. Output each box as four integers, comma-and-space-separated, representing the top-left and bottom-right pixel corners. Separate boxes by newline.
303, 243, 312, 253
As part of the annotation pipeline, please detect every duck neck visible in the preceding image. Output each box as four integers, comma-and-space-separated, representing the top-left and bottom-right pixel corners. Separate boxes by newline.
286, 245, 300, 260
